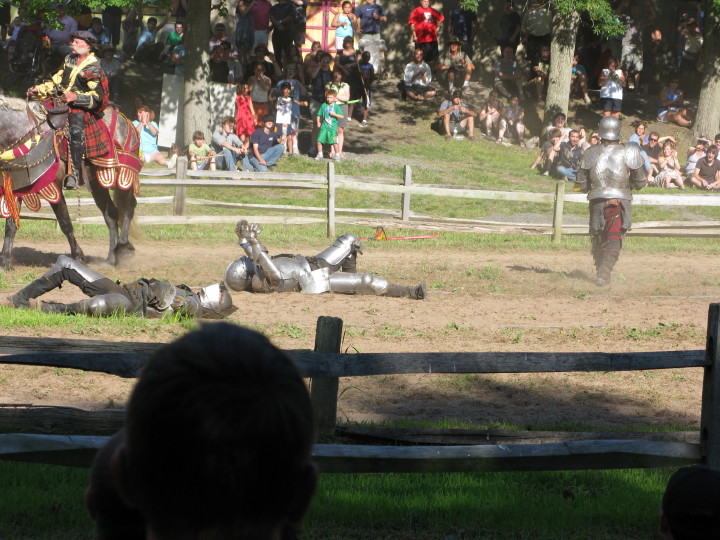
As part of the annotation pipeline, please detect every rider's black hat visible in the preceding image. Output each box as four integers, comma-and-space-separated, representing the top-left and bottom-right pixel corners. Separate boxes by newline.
70, 30, 98, 48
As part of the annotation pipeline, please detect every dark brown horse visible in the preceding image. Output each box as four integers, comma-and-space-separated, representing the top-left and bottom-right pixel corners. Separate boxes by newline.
0, 96, 140, 269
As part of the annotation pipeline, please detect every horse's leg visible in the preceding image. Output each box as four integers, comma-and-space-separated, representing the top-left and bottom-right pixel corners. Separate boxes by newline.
113, 188, 136, 264
1, 218, 17, 271
49, 191, 85, 263
86, 167, 120, 265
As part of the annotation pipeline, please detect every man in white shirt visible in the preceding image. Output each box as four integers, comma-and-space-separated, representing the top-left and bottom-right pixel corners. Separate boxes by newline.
402, 48, 436, 101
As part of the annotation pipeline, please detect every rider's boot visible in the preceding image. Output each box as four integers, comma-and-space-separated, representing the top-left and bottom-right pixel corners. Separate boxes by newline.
382, 282, 427, 300
65, 113, 85, 190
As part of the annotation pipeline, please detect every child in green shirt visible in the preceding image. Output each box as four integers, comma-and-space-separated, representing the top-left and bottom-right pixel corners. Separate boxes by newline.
188, 130, 216, 170
315, 89, 344, 161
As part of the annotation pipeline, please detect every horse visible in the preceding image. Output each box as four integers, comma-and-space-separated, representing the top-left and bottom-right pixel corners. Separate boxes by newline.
0, 96, 141, 270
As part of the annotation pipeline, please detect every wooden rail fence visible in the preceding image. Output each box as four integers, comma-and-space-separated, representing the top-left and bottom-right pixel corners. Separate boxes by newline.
1, 304, 719, 473
20, 158, 720, 240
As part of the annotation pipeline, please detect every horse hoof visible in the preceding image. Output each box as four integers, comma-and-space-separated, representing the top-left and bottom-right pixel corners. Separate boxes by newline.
113, 243, 136, 266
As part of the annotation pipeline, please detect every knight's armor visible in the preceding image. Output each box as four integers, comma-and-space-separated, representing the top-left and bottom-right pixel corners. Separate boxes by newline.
8, 255, 235, 318
576, 141, 645, 201
575, 117, 645, 287
224, 221, 426, 299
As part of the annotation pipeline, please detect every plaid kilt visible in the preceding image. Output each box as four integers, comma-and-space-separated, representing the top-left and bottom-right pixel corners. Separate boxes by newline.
82, 112, 111, 158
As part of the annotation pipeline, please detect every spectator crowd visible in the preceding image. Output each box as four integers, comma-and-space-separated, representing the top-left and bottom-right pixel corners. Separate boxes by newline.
3, 0, 713, 184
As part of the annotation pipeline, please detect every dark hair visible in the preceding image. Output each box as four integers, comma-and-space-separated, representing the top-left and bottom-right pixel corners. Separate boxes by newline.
707, 145, 719, 155
549, 128, 563, 138
147, 17, 157, 25
222, 115, 235, 126
280, 81, 292, 91
192, 130, 205, 140
662, 465, 720, 539
123, 324, 315, 538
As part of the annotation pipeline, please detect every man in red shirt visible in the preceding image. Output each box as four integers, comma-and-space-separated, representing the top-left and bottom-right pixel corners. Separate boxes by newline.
408, 0, 444, 64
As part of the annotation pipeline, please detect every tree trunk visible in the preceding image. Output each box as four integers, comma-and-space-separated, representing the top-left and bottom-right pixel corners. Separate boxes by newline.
544, 8, 580, 125
183, 0, 212, 141
694, 1, 720, 140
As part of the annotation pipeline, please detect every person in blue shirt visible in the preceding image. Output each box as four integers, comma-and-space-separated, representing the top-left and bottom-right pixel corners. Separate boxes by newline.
355, 0, 387, 39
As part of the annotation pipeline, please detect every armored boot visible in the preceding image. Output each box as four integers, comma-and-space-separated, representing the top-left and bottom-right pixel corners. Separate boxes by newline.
65, 113, 86, 190
596, 250, 620, 287
382, 282, 427, 300
8, 277, 59, 308
39, 301, 71, 314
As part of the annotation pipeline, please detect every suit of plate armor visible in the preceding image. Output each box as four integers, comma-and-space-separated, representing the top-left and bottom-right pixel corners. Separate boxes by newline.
575, 117, 645, 286
7, 255, 235, 318
224, 221, 426, 299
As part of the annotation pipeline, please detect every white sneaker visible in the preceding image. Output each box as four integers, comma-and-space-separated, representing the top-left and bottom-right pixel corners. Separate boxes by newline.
360, 120, 368, 128
334, 154, 341, 161
448, 83, 454, 90
167, 154, 178, 168
314, 152, 324, 161
462, 81, 470, 88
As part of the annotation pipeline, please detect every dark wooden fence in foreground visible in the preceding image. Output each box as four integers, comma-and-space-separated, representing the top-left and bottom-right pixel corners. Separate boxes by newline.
1, 305, 719, 473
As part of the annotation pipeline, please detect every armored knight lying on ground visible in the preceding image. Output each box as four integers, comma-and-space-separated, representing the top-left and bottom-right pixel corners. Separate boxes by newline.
5, 255, 235, 318
224, 220, 427, 299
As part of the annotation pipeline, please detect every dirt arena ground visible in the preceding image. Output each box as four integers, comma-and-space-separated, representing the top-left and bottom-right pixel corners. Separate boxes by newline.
0, 237, 715, 432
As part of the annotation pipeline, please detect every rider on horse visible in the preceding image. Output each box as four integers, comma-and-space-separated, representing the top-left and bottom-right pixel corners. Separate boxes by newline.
27, 30, 109, 190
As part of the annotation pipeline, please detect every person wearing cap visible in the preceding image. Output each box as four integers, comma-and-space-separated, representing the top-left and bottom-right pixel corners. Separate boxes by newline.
28, 29, 109, 191
89, 17, 111, 48
4, 255, 234, 319
574, 116, 645, 286
661, 465, 720, 539
437, 36, 474, 90
242, 115, 287, 172
438, 88, 476, 141
276, 65, 307, 155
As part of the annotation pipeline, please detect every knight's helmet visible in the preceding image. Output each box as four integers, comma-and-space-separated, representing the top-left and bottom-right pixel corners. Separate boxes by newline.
198, 282, 235, 318
224, 256, 255, 292
598, 116, 622, 141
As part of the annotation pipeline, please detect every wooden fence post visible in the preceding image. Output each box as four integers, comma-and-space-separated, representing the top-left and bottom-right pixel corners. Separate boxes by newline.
701, 303, 720, 469
327, 161, 336, 238
552, 180, 565, 244
310, 316, 343, 435
173, 156, 187, 216
401, 165, 412, 221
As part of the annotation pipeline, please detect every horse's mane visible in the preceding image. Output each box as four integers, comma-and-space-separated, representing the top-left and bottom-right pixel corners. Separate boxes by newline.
0, 96, 27, 111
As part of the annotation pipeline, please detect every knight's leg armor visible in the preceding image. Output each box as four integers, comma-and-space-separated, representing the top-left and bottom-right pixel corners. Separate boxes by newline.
328, 273, 426, 300
596, 200, 625, 286
39, 293, 133, 316
590, 234, 603, 272
8, 255, 117, 308
66, 112, 86, 190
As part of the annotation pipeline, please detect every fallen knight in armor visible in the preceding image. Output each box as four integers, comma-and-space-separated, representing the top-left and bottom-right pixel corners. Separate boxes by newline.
224, 220, 427, 300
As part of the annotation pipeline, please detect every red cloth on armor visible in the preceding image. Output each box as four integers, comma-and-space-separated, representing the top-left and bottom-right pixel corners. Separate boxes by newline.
603, 199, 623, 240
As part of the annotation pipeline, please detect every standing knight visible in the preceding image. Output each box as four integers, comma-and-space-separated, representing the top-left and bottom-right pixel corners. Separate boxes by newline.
225, 220, 427, 299
28, 30, 109, 190
575, 117, 645, 286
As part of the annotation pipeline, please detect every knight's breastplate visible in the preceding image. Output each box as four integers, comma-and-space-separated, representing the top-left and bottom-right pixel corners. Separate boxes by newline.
587, 145, 633, 201
252, 256, 310, 293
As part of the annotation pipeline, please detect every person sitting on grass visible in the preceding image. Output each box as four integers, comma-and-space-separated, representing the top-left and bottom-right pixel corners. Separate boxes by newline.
554, 129, 583, 181
530, 126, 561, 176
85, 323, 318, 540
685, 136, 708, 181
571, 53, 591, 104
133, 106, 178, 168
652, 140, 685, 189
660, 465, 720, 539
497, 94, 525, 146
657, 79, 695, 128
437, 36, 474, 91
314, 88, 344, 161
402, 48, 436, 102
493, 46, 524, 100
188, 130, 216, 171
437, 88, 476, 141
242, 115, 287, 172
478, 90, 503, 139
689, 145, 720, 191
212, 116, 246, 172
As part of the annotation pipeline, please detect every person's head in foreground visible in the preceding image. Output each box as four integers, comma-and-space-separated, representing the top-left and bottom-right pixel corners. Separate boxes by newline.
661, 465, 720, 539
90, 323, 318, 540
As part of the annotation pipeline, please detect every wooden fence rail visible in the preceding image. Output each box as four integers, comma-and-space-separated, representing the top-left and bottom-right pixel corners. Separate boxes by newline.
1, 305, 719, 472
20, 159, 720, 238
